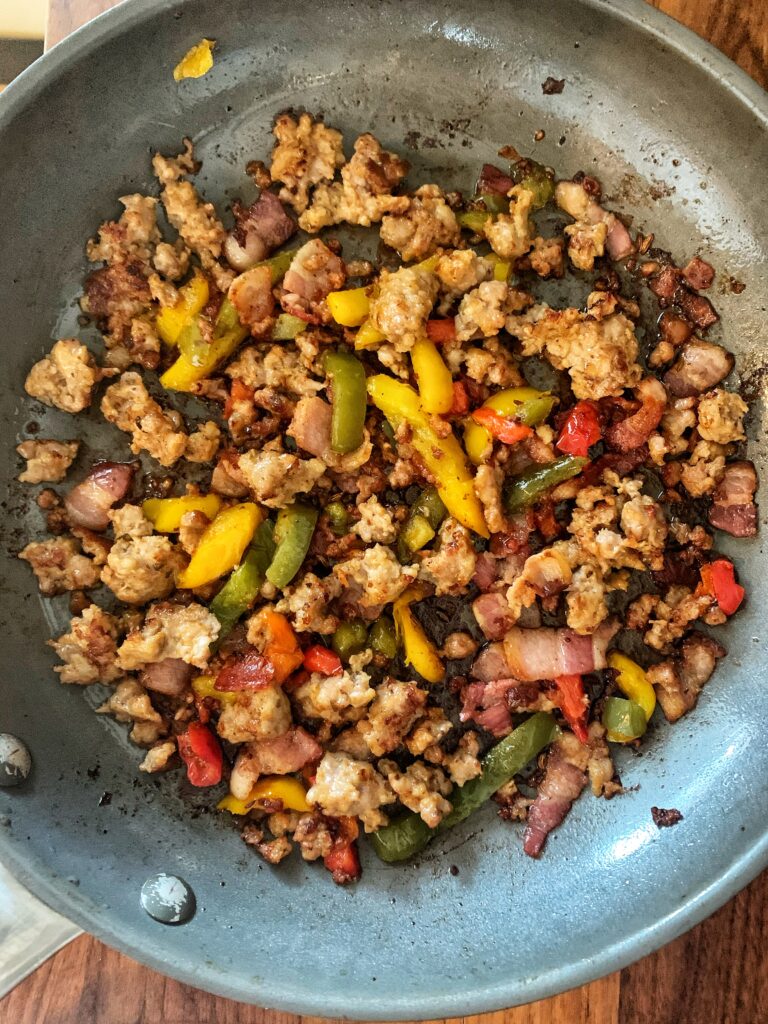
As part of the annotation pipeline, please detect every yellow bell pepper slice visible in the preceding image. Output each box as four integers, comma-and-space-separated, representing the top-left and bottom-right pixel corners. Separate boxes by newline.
487, 255, 512, 281
156, 272, 210, 346
142, 494, 222, 533
218, 776, 311, 815
416, 253, 441, 272
368, 375, 488, 537
173, 38, 215, 82
411, 338, 454, 415
192, 674, 237, 704
327, 286, 371, 328
161, 321, 249, 392
178, 503, 261, 589
393, 586, 444, 684
608, 652, 656, 722
464, 386, 556, 465
354, 319, 386, 350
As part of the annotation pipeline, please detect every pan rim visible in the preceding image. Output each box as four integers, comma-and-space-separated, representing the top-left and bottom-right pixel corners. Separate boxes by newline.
1, 0, 767, 1015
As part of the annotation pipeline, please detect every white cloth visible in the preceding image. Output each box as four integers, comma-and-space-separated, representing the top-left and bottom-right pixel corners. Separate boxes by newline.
0, 861, 79, 998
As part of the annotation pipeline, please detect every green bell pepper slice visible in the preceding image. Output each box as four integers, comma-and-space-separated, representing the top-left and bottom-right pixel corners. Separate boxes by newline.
265, 504, 318, 588
272, 313, 308, 341
369, 616, 397, 660
504, 455, 588, 514
370, 712, 558, 863
602, 696, 648, 743
325, 351, 367, 454
396, 486, 446, 561
325, 501, 349, 536
456, 209, 492, 233
331, 620, 369, 660
209, 520, 276, 642
480, 192, 509, 215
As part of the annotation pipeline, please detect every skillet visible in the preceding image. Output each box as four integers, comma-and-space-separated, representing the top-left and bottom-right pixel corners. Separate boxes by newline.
0, 0, 767, 1015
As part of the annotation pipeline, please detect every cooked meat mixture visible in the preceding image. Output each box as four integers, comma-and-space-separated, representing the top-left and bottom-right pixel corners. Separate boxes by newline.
18, 114, 756, 885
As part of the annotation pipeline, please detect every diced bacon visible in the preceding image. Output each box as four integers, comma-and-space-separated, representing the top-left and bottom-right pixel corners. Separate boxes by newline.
472, 592, 514, 640
503, 621, 618, 682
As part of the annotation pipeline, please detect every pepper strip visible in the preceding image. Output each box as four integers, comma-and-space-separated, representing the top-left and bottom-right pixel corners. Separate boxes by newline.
602, 697, 647, 743
218, 776, 310, 815
392, 585, 444, 684
370, 712, 558, 862
411, 338, 454, 415
327, 286, 371, 327
607, 652, 656, 721
142, 494, 222, 532
162, 250, 296, 391
156, 271, 210, 346
325, 351, 367, 454
367, 375, 488, 537
504, 455, 588, 514
209, 520, 276, 641
178, 502, 261, 589
266, 504, 319, 588
464, 386, 556, 465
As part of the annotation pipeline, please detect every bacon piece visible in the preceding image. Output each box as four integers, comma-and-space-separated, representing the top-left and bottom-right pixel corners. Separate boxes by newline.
460, 678, 544, 736
649, 264, 680, 303
472, 591, 514, 640
141, 658, 193, 696
708, 461, 758, 537
681, 256, 715, 291
280, 239, 346, 323
605, 377, 666, 452
215, 650, 276, 691
473, 552, 499, 592
503, 620, 618, 682
678, 290, 719, 330
471, 642, 512, 682
523, 750, 586, 856
605, 218, 633, 261
224, 192, 296, 271
228, 264, 275, 336
245, 727, 322, 775
663, 341, 734, 397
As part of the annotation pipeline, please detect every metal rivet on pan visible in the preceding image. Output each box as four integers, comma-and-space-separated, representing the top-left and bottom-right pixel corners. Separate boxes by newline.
140, 873, 196, 925
0, 734, 31, 787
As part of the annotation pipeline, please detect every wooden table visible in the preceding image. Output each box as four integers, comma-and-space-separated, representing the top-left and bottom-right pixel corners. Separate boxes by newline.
2, 2, 767, 1021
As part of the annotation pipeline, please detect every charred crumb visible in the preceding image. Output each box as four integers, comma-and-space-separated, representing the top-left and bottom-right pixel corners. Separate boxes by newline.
98, 791, 112, 806
651, 806, 683, 828
542, 77, 565, 95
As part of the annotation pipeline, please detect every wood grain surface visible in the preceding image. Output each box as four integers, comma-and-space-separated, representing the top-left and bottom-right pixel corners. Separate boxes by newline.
3, 1, 767, 1021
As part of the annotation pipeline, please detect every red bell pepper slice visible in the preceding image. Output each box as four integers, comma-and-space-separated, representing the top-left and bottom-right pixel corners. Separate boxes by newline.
471, 407, 534, 445
324, 841, 362, 884
425, 318, 457, 343
177, 722, 223, 787
303, 644, 343, 676
556, 401, 602, 458
553, 674, 589, 744
698, 559, 745, 616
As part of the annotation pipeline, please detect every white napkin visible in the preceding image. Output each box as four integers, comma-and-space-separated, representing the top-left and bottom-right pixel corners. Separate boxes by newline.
0, 861, 80, 998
